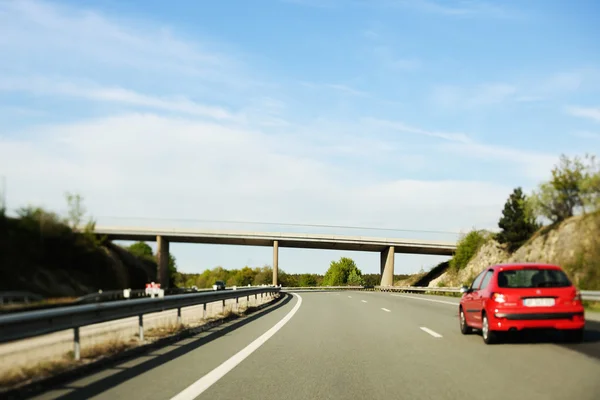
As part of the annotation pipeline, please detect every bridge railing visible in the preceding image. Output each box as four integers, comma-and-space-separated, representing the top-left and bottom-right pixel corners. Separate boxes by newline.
0, 287, 280, 360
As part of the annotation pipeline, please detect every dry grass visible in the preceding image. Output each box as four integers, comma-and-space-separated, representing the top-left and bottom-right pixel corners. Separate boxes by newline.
145, 322, 189, 339
78, 338, 138, 359
584, 301, 600, 313
0, 357, 73, 388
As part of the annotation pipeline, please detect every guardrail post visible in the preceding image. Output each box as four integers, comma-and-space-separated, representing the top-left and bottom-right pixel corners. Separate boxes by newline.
203, 303, 207, 319
73, 327, 80, 361
222, 299, 226, 312
235, 297, 239, 312
177, 307, 182, 325
138, 315, 144, 341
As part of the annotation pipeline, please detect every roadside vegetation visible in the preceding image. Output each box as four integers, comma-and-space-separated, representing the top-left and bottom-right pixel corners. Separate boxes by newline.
429, 153, 600, 294
0, 193, 172, 298
175, 257, 409, 288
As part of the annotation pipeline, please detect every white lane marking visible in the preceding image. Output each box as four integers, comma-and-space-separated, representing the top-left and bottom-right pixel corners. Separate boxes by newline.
348, 296, 352, 298
381, 308, 391, 312
420, 327, 443, 338
390, 294, 458, 306
361, 300, 368, 303
169, 294, 303, 400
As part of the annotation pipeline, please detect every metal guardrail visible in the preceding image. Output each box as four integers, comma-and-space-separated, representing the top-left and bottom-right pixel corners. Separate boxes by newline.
0, 286, 280, 360
282, 285, 600, 301
378, 286, 461, 293
581, 291, 600, 302
380, 286, 600, 301
281, 286, 367, 290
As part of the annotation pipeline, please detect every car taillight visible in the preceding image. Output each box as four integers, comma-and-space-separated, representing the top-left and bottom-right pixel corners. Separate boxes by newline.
491, 293, 506, 303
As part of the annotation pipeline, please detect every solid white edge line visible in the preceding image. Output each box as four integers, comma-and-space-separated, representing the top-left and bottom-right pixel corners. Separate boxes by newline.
390, 294, 458, 306
169, 293, 303, 400
420, 327, 443, 338
381, 308, 391, 312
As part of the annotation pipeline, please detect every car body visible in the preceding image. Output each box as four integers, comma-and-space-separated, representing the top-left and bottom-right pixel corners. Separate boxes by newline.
458, 263, 585, 344
212, 280, 226, 291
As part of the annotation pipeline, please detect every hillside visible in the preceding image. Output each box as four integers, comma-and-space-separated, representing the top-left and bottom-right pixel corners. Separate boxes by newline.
429, 211, 600, 290
0, 213, 157, 298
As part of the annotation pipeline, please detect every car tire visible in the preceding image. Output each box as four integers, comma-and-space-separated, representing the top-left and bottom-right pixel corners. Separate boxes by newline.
459, 308, 472, 335
563, 328, 584, 343
482, 313, 500, 345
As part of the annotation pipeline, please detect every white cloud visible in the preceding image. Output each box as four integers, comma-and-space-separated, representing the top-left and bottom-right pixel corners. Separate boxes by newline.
0, 0, 253, 92
439, 142, 558, 181
0, 0, 563, 273
377, 0, 517, 19
566, 106, 600, 123
0, 113, 510, 233
373, 46, 420, 71
363, 118, 472, 143
361, 117, 557, 181
0, 76, 236, 120
430, 83, 518, 109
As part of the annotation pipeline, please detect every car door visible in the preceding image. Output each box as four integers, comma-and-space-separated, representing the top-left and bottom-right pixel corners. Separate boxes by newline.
471, 270, 494, 323
464, 270, 486, 326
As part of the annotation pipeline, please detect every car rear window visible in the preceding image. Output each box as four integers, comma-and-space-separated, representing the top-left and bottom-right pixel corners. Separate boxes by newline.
497, 268, 571, 288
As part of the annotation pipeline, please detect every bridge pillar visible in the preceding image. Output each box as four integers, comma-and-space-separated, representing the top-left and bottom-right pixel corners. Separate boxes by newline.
157, 235, 170, 288
273, 240, 279, 286
380, 246, 395, 286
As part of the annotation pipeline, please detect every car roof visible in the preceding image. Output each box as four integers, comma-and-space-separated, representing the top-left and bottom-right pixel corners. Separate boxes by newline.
489, 262, 562, 270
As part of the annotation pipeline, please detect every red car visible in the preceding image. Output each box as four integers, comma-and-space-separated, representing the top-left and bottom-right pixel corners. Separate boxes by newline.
459, 263, 585, 344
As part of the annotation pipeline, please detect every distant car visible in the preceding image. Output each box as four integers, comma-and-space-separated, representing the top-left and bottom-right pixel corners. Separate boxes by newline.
459, 263, 585, 344
213, 281, 226, 291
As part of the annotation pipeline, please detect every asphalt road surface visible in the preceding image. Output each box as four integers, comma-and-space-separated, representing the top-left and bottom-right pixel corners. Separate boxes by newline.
28, 291, 600, 400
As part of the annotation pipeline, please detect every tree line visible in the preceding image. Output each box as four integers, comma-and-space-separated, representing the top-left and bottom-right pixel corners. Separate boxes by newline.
170, 256, 409, 288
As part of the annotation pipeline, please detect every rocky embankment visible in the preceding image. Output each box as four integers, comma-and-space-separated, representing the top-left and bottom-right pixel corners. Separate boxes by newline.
429, 212, 600, 290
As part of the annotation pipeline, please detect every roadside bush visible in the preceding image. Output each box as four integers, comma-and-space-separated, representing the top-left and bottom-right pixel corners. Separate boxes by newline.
449, 230, 490, 272
322, 257, 363, 286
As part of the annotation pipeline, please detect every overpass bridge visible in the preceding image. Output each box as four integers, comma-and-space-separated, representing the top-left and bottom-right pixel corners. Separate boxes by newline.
93, 226, 457, 287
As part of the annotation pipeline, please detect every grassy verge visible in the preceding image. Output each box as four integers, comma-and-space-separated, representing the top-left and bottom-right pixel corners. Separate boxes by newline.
583, 301, 600, 313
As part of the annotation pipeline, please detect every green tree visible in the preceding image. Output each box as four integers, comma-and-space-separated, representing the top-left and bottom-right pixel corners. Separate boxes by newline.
347, 269, 364, 286
529, 154, 600, 223
322, 257, 363, 286
581, 154, 600, 211
497, 187, 540, 252
168, 253, 178, 287
253, 266, 273, 286
449, 230, 489, 272
298, 273, 317, 287
65, 192, 86, 230
127, 241, 154, 260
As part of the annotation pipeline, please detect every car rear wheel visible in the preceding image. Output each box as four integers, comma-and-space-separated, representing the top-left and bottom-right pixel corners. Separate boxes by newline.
563, 328, 584, 343
459, 308, 472, 335
482, 313, 500, 345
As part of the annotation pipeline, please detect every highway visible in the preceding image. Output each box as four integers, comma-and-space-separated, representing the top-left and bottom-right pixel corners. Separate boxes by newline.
28, 291, 600, 400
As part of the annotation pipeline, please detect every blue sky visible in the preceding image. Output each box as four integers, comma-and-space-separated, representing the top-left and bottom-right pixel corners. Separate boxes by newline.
1, 0, 599, 277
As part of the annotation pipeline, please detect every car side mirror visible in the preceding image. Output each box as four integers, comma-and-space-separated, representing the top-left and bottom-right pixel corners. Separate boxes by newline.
460, 286, 470, 294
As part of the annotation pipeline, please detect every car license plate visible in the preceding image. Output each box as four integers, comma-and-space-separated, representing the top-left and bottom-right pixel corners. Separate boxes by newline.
523, 298, 555, 307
